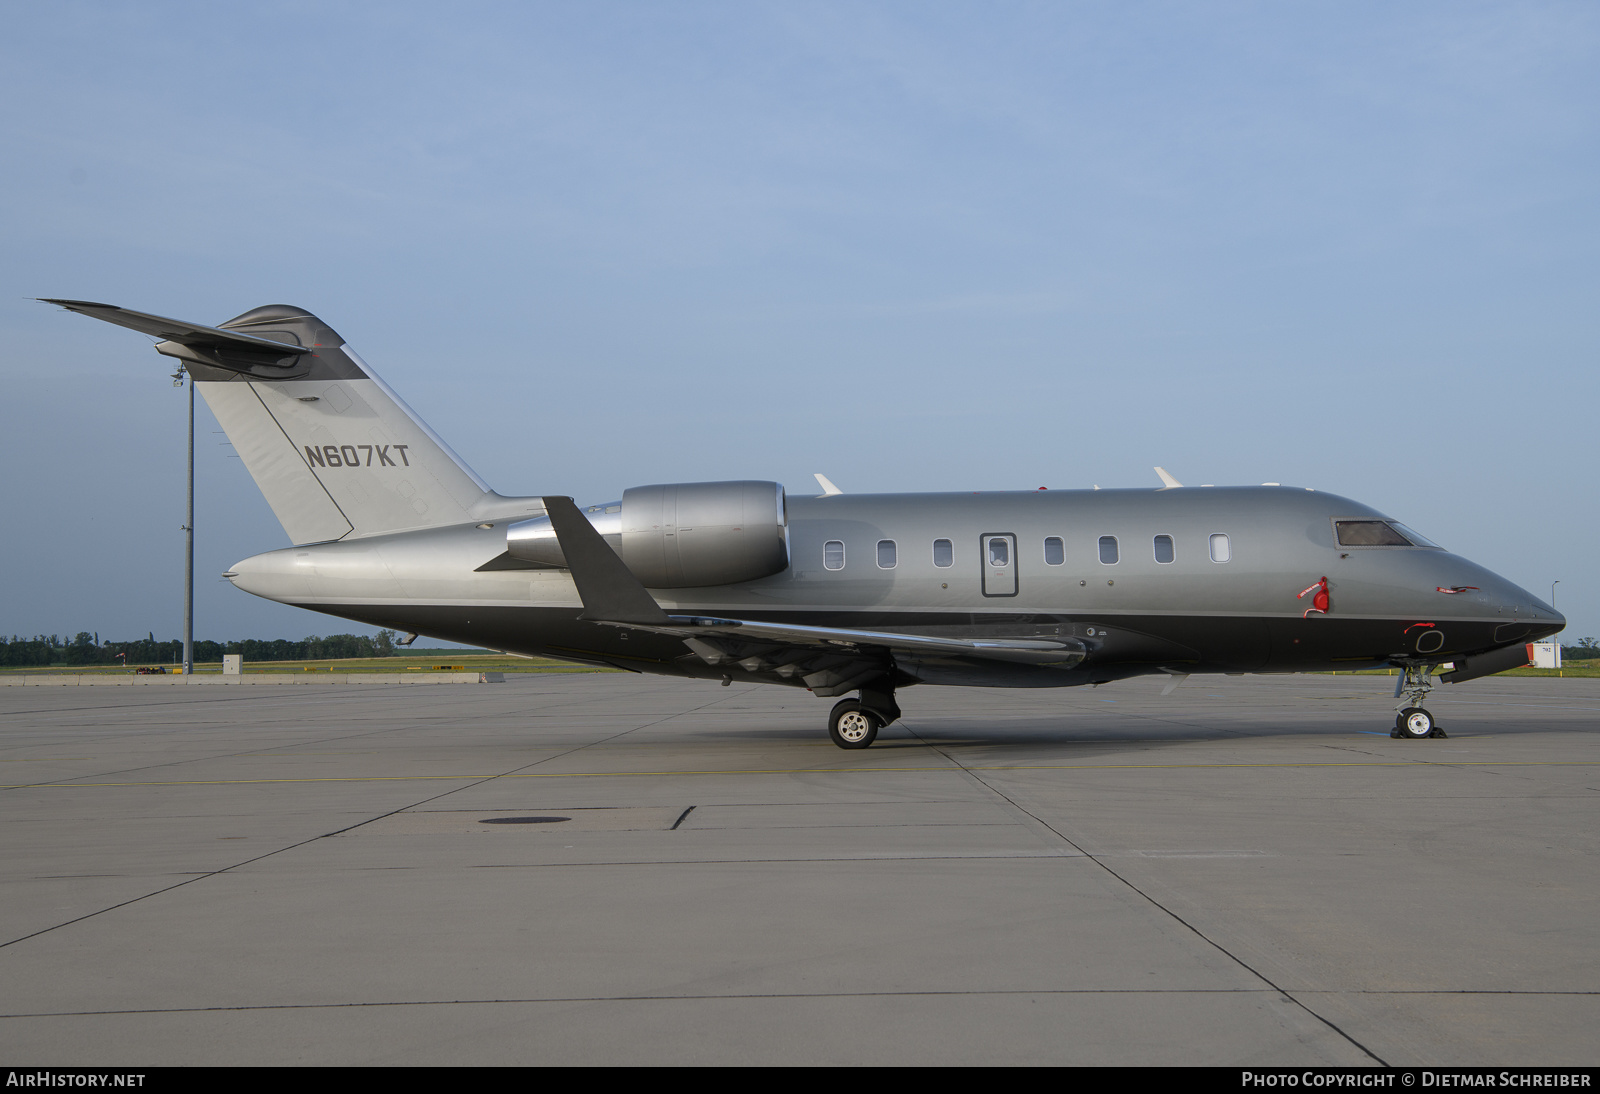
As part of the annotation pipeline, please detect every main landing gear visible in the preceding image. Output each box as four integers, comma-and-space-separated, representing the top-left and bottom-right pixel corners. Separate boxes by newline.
1390, 664, 1447, 739
827, 684, 902, 749
829, 700, 880, 749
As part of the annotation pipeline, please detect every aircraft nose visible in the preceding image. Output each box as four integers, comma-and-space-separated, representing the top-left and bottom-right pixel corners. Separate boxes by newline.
1539, 603, 1567, 632
1486, 572, 1565, 638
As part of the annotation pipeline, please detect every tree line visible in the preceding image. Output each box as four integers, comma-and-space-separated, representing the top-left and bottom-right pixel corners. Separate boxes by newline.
0, 630, 398, 667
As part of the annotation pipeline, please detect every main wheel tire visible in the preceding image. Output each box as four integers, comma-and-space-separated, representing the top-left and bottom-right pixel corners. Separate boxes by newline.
1398, 707, 1435, 740
829, 700, 880, 749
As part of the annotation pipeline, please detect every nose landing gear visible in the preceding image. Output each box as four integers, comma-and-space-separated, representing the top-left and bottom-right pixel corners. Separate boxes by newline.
1395, 706, 1440, 739
1390, 664, 1447, 739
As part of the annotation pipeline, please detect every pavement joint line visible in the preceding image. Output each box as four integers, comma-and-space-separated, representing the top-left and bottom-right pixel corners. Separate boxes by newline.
0, 987, 1363, 1021
306, 704, 719, 843
472, 853, 1090, 867
2, 986, 1595, 1022
1, 702, 613, 895
0, 698, 739, 792
0, 729, 452, 789
0, 707, 722, 951
900, 721, 1392, 1067
6, 759, 1598, 789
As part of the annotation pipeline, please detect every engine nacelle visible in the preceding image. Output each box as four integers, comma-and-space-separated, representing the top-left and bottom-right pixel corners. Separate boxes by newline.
505, 480, 788, 589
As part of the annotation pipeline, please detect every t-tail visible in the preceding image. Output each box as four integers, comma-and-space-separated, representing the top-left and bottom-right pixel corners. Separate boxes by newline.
42, 299, 534, 543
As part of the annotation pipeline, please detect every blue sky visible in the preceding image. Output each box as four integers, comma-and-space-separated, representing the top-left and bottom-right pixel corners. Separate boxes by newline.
3, 1, 1596, 645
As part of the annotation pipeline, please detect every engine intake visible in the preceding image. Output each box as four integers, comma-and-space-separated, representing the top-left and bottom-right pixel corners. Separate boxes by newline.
506, 480, 788, 589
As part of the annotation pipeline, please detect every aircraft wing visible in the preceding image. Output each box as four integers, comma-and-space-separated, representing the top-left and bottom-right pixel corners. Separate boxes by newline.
542, 495, 1086, 694
618, 615, 1086, 665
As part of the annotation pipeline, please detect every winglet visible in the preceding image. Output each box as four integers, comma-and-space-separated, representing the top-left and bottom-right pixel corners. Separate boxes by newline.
813, 473, 843, 497
1154, 467, 1183, 488
542, 495, 670, 624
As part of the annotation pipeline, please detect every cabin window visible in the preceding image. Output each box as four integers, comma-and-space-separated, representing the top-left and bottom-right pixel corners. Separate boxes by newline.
824, 540, 845, 570
933, 539, 953, 567
1154, 534, 1175, 564
1209, 533, 1231, 563
877, 540, 897, 569
1044, 537, 1064, 566
1098, 536, 1119, 565
988, 537, 1011, 567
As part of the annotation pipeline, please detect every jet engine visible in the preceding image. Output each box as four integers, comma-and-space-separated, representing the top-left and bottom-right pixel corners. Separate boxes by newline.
505, 480, 788, 588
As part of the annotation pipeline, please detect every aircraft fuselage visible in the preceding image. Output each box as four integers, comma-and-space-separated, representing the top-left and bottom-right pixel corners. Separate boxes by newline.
227, 485, 1561, 689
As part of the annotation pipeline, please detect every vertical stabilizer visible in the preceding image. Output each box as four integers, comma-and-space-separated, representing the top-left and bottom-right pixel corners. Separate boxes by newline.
44, 300, 497, 544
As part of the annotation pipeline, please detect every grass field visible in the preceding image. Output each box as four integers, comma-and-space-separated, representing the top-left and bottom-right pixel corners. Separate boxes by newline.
0, 650, 620, 676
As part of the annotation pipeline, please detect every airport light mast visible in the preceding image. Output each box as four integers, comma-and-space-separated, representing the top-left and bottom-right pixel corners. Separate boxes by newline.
172, 364, 193, 676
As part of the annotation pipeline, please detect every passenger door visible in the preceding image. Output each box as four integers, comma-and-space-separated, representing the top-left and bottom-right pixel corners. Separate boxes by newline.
981, 533, 1017, 597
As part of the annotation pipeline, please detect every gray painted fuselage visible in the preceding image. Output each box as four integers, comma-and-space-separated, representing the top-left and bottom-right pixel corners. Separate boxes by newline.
228, 485, 1562, 690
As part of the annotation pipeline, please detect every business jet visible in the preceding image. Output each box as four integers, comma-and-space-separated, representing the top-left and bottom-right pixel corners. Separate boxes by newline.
44, 299, 1565, 747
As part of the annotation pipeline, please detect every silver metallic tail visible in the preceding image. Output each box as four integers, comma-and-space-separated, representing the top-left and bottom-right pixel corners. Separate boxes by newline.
44, 300, 500, 544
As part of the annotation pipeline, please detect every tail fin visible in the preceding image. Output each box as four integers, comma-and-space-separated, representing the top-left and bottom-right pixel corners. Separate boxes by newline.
45, 300, 497, 544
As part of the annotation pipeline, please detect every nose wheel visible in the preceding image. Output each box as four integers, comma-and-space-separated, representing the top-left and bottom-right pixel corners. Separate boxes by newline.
1390, 664, 1447, 738
1394, 707, 1444, 739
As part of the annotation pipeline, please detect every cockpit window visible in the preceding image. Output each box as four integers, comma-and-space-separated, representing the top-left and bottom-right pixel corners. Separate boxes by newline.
1336, 521, 1410, 546
1389, 523, 1441, 549
1335, 520, 1440, 548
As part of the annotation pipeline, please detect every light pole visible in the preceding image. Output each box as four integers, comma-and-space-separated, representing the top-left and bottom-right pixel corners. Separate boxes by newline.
173, 365, 193, 676
1551, 580, 1559, 610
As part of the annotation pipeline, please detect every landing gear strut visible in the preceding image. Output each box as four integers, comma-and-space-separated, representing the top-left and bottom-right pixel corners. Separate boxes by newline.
827, 683, 902, 749
1391, 664, 1446, 739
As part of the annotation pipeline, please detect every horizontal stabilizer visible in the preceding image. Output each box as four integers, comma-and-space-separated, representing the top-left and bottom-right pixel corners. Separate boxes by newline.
40, 299, 312, 371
